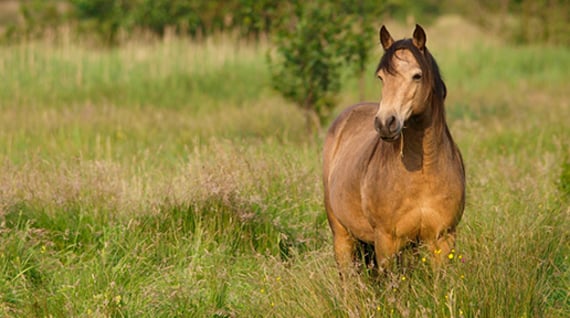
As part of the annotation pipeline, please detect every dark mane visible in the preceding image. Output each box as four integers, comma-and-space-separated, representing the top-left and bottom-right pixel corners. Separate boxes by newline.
375, 38, 448, 135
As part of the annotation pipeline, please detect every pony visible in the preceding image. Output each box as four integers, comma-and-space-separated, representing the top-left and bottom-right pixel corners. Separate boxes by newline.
322, 24, 465, 273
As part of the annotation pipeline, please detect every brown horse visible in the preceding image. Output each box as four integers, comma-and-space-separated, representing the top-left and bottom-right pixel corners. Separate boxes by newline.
323, 25, 465, 273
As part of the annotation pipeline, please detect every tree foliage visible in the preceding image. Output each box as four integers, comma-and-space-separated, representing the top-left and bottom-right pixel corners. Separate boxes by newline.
70, 0, 131, 45
4, 0, 569, 46
268, 1, 383, 132
67, 0, 288, 44
269, 3, 341, 131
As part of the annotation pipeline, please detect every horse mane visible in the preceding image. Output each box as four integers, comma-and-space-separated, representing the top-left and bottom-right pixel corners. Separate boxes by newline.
375, 39, 448, 134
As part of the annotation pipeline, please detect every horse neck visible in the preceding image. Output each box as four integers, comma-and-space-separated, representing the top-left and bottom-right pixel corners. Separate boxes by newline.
401, 96, 450, 170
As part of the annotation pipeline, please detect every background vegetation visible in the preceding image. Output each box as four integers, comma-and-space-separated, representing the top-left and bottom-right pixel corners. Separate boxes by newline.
1, 0, 569, 46
0, 1, 568, 317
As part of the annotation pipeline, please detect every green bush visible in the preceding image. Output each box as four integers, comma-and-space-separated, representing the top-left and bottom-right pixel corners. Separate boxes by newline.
268, 1, 381, 133
70, 0, 131, 45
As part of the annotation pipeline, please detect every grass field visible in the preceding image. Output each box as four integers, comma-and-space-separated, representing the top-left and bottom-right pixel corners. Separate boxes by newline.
0, 18, 569, 317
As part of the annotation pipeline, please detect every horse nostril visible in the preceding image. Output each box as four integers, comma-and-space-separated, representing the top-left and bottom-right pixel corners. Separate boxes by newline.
387, 115, 398, 132
374, 116, 382, 133
375, 115, 400, 136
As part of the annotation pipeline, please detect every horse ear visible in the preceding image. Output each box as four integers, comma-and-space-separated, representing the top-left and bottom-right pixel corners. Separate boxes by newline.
412, 24, 426, 51
379, 25, 394, 51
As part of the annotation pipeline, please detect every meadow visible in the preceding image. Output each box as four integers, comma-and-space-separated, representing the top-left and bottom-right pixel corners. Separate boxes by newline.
0, 18, 568, 317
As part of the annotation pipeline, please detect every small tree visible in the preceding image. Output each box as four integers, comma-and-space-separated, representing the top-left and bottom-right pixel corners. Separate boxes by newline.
268, 2, 341, 134
268, 1, 380, 134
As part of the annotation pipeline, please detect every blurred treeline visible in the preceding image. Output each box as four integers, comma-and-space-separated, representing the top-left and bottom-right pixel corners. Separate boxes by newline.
0, 0, 568, 45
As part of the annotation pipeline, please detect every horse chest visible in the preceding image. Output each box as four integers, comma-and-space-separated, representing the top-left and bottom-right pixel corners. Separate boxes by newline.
361, 167, 462, 240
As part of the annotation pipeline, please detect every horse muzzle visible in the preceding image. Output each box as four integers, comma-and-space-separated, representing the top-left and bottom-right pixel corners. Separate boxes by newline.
374, 115, 402, 142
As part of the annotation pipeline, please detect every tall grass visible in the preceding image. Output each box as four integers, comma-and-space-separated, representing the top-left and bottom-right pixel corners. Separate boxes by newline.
0, 34, 270, 110
0, 19, 568, 317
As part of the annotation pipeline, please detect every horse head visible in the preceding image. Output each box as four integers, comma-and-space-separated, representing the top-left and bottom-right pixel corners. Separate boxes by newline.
374, 25, 445, 141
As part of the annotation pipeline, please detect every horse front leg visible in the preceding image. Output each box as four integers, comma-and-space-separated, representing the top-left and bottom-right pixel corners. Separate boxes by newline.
374, 231, 403, 273
326, 212, 356, 275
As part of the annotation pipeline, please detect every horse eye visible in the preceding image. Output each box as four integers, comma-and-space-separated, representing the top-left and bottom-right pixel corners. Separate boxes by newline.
412, 73, 422, 81
377, 75, 383, 82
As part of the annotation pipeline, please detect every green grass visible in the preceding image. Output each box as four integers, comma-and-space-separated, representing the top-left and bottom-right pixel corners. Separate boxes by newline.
0, 20, 569, 317
0, 36, 270, 110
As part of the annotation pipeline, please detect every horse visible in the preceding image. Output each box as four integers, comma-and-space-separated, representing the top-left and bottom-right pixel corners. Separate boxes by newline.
322, 24, 465, 274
